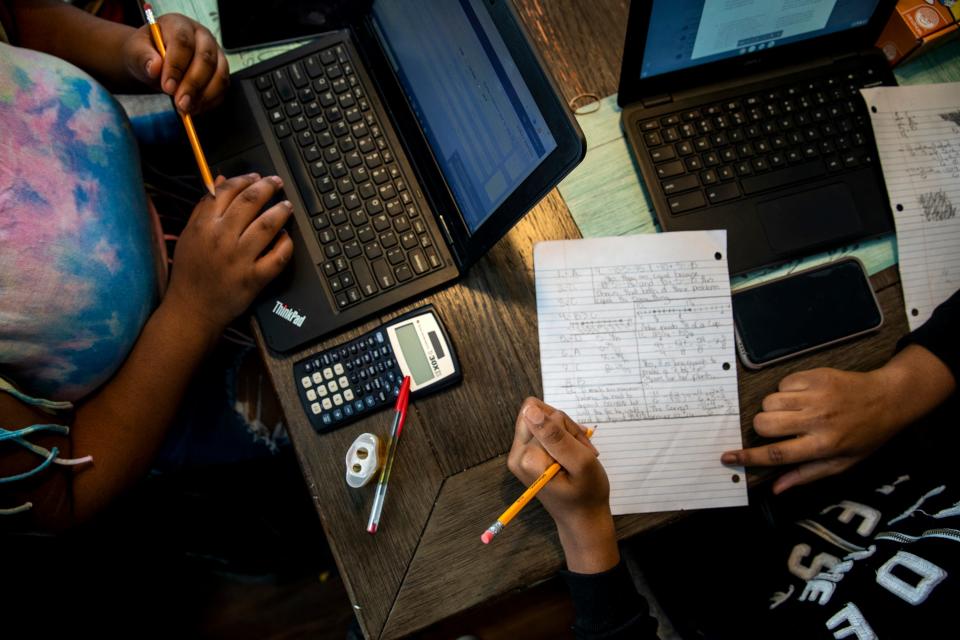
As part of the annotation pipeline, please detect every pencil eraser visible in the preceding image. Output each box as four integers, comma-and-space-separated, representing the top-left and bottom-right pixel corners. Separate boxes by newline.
143, 2, 152, 10
480, 531, 494, 545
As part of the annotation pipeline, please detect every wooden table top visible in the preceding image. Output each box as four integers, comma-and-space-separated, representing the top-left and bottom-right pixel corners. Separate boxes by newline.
252, 1, 911, 637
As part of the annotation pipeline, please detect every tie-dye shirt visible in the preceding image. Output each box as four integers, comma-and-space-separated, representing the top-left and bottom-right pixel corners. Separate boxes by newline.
0, 41, 162, 403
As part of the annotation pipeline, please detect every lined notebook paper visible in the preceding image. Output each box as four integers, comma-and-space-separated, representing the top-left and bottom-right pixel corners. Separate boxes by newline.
534, 232, 747, 515
862, 83, 960, 330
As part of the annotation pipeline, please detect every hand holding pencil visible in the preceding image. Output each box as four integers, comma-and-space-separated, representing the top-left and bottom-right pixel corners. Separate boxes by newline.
141, 3, 222, 195
495, 399, 619, 574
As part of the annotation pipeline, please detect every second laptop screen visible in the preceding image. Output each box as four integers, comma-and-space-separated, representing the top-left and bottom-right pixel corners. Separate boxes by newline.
639, 0, 883, 80
371, 0, 557, 234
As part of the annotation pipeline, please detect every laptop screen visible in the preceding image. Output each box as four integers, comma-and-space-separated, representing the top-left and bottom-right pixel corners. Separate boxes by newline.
639, 0, 883, 80
371, 0, 558, 234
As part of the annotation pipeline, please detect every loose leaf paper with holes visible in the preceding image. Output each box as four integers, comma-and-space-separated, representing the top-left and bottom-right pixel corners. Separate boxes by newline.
862, 83, 960, 330
534, 231, 747, 515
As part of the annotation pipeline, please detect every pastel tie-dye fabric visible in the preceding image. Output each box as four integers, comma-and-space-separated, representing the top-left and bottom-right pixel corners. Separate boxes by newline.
0, 42, 161, 403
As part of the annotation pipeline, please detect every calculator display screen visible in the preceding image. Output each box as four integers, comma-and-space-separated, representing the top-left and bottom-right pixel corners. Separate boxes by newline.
395, 323, 434, 385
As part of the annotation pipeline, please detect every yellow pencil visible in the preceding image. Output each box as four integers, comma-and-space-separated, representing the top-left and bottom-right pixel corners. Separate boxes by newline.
481, 427, 595, 544
143, 3, 216, 196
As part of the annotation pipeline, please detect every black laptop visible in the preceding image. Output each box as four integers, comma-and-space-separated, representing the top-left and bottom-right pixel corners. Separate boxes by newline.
618, 0, 899, 275
200, 0, 584, 352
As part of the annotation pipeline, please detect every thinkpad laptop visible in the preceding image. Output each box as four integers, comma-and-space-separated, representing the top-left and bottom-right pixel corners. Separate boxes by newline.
200, 0, 584, 352
618, 0, 898, 275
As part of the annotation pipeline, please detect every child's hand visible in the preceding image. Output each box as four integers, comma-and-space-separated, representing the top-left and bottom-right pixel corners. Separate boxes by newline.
164, 173, 294, 335
507, 398, 619, 573
123, 12, 229, 114
722, 345, 956, 494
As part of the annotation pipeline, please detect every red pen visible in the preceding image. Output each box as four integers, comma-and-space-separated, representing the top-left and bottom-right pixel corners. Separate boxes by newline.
367, 376, 411, 534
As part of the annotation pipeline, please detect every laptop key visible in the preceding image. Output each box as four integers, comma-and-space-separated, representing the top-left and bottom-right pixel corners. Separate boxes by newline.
305, 55, 323, 78
280, 137, 323, 214
316, 176, 334, 194
741, 159, 825, 195
644, 131, 662, 146
718, 165, 735, 180
372, 260, 395, 289
346, 216, 370, 239
381, 231, 398, 247
425, 246, 442, 268
350, 261, 378, 297
395, 264, 413, 282
409, 249, 429, 275
706, 182, 740, 204
309, 160, 328, 178
656, 161, 684, 178
272, 69, 294, 101
650, 146, 676, 163
661, 174, 698, 195
386, 247, 404, 265
344, 241, 362, 259
667, 190, 706, 214
261, 89, 278, 108
400, 231, 418, 249
289, 62, 308, 88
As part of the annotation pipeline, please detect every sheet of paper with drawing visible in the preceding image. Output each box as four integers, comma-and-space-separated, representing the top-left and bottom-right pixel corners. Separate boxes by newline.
862, 83, 960, 331
534, 232, 747, 515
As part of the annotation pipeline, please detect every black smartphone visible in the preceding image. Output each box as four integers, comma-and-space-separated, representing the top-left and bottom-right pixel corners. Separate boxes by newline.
733, 258, 883, 370
217, 1, 365, 52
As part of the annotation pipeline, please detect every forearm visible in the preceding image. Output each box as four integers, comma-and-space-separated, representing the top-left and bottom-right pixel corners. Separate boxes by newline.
875, 344, 956, 431
557, 510, 620, 574
69, 297, 221, 521
10, 0, 137, 89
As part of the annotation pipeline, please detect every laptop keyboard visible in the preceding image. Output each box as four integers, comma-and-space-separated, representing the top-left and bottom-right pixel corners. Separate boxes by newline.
637, 63, 886, 216
254, 43, 444, 311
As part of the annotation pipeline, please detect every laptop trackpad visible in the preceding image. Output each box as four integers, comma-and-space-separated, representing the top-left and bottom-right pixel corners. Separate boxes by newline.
759, 183, 863, 254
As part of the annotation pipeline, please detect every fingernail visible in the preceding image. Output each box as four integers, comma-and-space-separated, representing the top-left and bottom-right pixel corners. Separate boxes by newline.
721, 452, 738, 465
521, 404, 544, 426
270, 175, 284, 187
145, 60, 154, 76
178, 95, 191, 111
247, 172, 261, 180
165, 78, 177, 93
281, 200, 292, 209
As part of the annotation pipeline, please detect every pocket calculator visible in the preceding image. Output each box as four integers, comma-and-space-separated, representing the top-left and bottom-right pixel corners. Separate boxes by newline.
293, 305, 461, 432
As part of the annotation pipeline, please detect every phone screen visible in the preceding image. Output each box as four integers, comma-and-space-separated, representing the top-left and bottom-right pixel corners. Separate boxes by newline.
732, 259, 882, 367
217, 1, 359, 52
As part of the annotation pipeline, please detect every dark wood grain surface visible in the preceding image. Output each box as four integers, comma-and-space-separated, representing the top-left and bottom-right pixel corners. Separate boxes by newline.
252, 1, 912, 638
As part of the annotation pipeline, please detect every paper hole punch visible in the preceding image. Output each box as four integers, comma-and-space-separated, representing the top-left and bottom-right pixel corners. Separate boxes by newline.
345, 433, 382, 488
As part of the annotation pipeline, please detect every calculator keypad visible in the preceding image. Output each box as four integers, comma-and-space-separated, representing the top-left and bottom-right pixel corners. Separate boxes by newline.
294, 329, 404, 432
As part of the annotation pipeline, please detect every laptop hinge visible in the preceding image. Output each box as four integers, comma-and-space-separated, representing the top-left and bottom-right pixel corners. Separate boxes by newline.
832, 51, 861, 63
437, 214, 464, 266
641, 94, 672, 108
